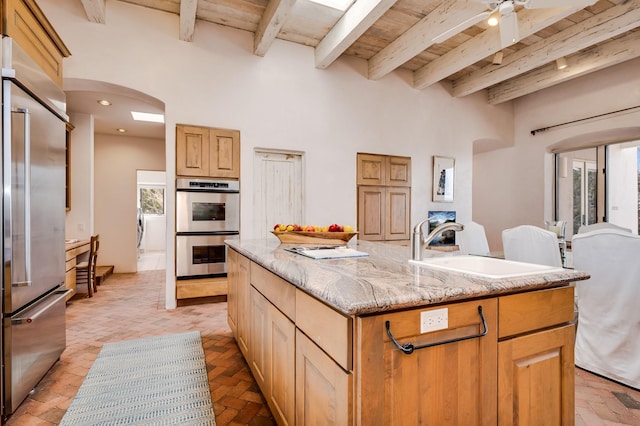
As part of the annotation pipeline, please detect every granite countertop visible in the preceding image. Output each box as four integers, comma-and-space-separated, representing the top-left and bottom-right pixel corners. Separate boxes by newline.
226, 238, 590, 316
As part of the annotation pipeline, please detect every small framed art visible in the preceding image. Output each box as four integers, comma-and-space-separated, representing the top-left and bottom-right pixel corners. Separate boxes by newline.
432, 156, 455, 202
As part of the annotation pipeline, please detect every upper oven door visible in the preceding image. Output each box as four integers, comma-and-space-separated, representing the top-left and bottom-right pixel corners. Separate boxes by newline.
176, 190, 239, 233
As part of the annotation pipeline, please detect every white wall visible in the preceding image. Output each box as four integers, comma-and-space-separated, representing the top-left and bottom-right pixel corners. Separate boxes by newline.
40, 0, 514, 308
65, 112, 94, 240
94, 135, 165, 272
474, 57, 640, 251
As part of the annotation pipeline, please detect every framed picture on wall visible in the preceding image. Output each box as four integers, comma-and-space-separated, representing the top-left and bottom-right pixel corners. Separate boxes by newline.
432, 156, 455, 202
427, 211, 457, 246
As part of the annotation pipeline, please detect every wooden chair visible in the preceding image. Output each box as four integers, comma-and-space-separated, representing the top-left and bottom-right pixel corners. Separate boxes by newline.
76, 234, 100, 297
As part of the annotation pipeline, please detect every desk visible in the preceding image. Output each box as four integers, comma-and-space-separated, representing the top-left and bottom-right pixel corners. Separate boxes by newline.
65, 240, 90, 300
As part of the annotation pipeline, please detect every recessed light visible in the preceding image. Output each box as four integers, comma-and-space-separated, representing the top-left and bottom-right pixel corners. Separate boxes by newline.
556, 57, 568, 70
117, 128, 127, 133
131, 111, 165, 123
97, 99, 112, 106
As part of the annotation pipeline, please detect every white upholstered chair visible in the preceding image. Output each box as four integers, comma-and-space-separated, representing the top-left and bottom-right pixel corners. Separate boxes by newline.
458, 221, 490, 257
572, 228, 640, 389
501, 225, 563, 267
577, 222, 631, 234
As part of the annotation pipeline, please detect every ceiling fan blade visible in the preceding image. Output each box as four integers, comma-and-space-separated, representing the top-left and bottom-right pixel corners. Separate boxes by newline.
499, 10, 519, 48
524, 0, 597, 9
432, 11, 491, 44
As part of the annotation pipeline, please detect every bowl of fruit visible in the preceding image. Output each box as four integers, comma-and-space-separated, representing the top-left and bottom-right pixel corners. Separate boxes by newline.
271, 223, 357, 245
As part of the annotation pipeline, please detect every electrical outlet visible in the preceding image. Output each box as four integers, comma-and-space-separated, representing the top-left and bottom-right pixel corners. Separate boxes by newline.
420, 308, 448, 333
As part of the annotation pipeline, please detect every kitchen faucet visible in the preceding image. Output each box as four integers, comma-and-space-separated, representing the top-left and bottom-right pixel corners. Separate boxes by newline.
411, 220, 464, 261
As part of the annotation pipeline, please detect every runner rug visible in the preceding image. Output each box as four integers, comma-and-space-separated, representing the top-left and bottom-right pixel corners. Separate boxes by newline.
60, 331, 216, 425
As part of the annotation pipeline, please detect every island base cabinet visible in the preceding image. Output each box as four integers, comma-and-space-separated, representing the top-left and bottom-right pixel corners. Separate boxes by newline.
357, 299, 498, 425
296, 330, 352, 425
498, 324, 575, 426
250, 287, 295, 426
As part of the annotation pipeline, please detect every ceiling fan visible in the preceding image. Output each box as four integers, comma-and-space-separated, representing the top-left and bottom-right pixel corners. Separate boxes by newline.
433, 0, 597, 49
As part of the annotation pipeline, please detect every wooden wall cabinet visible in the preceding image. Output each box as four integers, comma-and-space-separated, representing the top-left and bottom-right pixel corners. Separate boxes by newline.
176, 124, 240, 179
357, 153, 411, 241
3, 0, 71, 89
357, 154, 411, 187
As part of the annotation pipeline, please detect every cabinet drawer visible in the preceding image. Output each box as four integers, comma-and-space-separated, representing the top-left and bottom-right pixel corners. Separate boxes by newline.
381, 298, 497, 349
498, 286, 574, 339
296, 290, 352, 370
176, 277, 227, 299
66, 244, 89, 261
65, 258, 76, 272
250, 262, 296, 321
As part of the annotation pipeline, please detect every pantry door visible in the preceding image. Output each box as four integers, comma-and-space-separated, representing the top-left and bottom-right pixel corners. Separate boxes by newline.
253, 149, 304, 239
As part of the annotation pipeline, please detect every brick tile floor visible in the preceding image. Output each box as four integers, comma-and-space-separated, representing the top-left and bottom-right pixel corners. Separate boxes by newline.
5, 270, 640, 425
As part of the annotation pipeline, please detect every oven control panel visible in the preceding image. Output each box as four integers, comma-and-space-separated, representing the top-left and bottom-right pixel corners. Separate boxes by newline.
177, 178, 239, 192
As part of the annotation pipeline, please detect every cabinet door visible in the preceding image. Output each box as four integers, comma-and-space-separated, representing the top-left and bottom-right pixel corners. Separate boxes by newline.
358, 186, 385, 241
250, 286, 295, 425
236, 253, 251, 358
176, 125, 210, 177
386, 156, 411, 187
385, 187, 410, 240
357, 154, 386, 185
357, 299, 498, 425
250, 287, 269, 390
296, 330, 352, 425
498, 324, 575, 426
226, 249, 238, 336
209, 128, 240, 178
267, 300, 295, 426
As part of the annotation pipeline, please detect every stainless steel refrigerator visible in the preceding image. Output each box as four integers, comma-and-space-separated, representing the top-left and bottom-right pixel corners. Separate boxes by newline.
1, 36, 71, 417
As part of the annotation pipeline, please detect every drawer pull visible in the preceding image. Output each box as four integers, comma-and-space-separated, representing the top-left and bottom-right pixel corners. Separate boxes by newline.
386, 306, 488, 355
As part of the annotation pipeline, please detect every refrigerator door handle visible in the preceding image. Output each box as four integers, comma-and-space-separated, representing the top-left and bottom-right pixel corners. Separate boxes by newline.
11, 107, 32, 288
11, 288, 70, 325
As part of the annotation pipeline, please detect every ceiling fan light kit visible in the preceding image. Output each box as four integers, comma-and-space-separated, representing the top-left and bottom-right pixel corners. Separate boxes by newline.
487, 11, 500, 26
473, 0, 598, 48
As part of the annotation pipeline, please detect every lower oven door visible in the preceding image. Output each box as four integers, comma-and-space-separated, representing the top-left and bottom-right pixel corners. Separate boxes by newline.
4, 287, 72, 415
176, 234, 233, 279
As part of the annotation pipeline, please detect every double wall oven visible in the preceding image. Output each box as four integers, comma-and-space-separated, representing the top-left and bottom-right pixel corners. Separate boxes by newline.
176, 178, 239, 279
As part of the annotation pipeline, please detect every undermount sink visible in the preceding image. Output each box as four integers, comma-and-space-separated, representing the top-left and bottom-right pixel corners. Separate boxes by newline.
409, 255, 564, 279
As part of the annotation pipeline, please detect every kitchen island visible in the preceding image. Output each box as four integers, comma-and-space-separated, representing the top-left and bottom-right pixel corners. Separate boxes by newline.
226, 238, 589, 425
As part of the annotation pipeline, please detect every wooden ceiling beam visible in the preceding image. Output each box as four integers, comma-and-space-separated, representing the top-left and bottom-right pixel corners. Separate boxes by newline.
452, 0, 640, 98
179, 0, 198, 42
367, 0, 487, 80
315, 0, 397, 69
413, 7, 579, 90
80, 0, 106, 24
488, 31, 640, 104
254, 0, 297, 56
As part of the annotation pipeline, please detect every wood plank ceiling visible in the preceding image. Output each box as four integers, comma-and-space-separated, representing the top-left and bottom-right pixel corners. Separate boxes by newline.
78, 0, 640, 104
